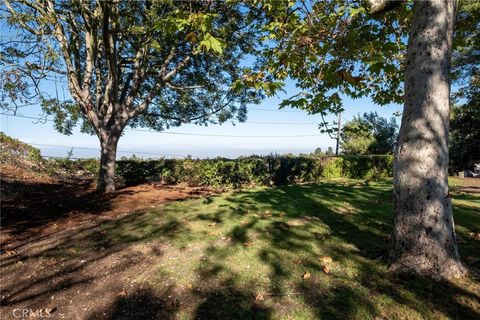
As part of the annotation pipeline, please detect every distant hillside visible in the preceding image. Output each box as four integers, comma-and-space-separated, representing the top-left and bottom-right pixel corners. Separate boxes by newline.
0, 133, 97, 182
0, 132, 45, 174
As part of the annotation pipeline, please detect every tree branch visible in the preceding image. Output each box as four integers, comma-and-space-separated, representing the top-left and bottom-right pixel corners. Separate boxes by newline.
366, 0, 404, 14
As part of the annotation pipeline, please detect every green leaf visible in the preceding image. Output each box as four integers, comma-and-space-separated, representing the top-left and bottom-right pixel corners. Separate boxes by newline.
198, 33, 224, 54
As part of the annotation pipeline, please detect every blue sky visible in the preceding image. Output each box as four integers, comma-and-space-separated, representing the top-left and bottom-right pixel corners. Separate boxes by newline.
0, 79, 402, 159
0, 6, 404, 160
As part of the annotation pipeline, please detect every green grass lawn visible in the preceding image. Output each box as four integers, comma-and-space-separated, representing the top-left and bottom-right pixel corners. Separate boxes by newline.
92, 179, 480, 319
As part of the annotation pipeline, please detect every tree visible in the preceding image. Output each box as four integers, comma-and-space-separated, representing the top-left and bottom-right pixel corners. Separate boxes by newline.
341, 112, 398, 155
0, 0, 273, 192
325, 147, 334, 156
258, 0, 476, 279
340, 116, 375, 155
385, 0, 466, 279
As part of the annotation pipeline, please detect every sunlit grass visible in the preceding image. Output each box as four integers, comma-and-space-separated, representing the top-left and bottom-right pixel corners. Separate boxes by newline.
94, 178, 480, 319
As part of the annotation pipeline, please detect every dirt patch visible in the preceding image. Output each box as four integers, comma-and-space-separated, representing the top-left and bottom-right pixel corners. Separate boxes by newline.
0, 164, 212, 247
0, 165, 216, 319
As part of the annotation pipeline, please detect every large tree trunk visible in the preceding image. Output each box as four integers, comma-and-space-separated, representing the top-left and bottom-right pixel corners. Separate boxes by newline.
97, 135, 120, 193
389, 0, 466, 279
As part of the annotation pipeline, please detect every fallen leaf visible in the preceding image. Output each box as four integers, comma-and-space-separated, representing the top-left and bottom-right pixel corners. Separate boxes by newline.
279, 222, 290, 230
323, 266, 330, 274
255, 293, 264, 301
319, 256, 333, 264
302, 271, 311, 280
169, 298, 180, 309
467, 232, 480, 240
117, 290, 127, 297
46, 258, 57, 266
465, 256, 479, 264
2, 250, 17, 256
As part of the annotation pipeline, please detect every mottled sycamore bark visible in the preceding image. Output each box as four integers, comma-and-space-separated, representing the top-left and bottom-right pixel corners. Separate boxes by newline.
390, 0, 466, 279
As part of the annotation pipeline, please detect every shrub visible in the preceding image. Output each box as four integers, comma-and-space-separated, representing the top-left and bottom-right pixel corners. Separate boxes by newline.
113, 155, 393, 188
319, 157, 344, 179
1, 131, 393, 188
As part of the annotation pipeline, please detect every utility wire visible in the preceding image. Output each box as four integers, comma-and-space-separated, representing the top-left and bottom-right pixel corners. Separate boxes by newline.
247, 107, 304, 113
129, 128, 322, 138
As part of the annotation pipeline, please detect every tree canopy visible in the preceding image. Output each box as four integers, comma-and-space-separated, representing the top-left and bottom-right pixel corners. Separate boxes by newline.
340, 112, 398, 155
0, 0, 273, 133
255, 0, 477, 124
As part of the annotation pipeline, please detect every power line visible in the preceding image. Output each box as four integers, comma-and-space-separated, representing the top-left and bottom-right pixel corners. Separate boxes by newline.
245, 121, 325, 125
248, 107, 304, 113
128, 128, 322, 138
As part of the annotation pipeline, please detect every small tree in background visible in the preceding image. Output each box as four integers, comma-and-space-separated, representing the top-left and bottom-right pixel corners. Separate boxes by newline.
341, 112, 398, 155
313, 147, 323, 155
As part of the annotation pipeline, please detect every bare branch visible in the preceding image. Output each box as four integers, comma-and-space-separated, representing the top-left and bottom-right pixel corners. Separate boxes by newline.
165, 83, 204, 91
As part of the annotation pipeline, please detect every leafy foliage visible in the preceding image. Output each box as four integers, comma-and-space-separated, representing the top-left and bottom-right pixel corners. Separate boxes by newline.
257, 0, 410, 123
0, 1, 267, 132
340, 112, 398, 155
256, 0, 477, 127
452, 0, 480, 99
115, 155, 394, 188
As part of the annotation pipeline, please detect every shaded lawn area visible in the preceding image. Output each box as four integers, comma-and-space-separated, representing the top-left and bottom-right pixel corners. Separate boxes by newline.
1, 179, 479, 319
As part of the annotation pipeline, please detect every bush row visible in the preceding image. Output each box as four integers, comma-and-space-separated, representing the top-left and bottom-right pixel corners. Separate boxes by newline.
43, 155, 393, 188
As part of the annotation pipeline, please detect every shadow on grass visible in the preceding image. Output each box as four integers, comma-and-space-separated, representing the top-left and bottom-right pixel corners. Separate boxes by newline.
195, 180, 479, 319
193, 281, 272, 320
1, 179, 478, 319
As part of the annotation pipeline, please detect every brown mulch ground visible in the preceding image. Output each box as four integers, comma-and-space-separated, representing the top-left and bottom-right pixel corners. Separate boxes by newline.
0, 164, 212, 247
1, 165, 214, 319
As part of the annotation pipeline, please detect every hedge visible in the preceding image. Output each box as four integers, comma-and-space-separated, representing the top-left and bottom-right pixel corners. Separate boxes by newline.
42, 155, 392, 188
